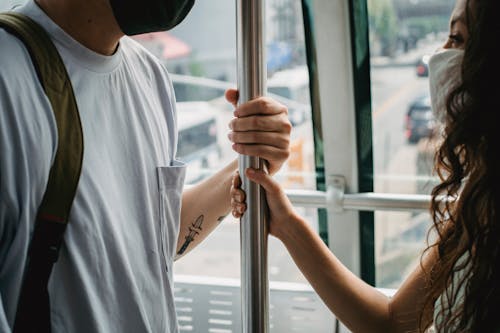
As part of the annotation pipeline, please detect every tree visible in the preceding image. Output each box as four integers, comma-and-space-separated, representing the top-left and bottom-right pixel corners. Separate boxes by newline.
368, 0, 398, 56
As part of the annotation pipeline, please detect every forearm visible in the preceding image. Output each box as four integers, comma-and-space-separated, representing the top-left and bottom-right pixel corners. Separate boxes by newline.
175, 159, 238, 260
278, 215, 394, 333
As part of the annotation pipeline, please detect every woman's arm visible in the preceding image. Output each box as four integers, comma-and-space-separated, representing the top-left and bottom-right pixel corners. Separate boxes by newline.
234, 168, 437, 332
280, 214, 392, 332
280, 213, 436, 333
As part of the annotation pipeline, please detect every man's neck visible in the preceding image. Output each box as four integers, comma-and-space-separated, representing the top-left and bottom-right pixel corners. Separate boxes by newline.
35, 0, 124, 55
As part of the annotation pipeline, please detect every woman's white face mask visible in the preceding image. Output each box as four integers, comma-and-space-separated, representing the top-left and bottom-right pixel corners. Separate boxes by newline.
428, 48, 464, 123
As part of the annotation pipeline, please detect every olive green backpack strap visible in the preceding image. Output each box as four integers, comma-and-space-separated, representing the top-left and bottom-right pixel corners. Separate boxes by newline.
0, 12, 84, 333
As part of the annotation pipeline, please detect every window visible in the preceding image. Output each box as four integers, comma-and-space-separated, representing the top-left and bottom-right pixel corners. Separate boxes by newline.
366, 0, 455, 288
166, 0, 318, 286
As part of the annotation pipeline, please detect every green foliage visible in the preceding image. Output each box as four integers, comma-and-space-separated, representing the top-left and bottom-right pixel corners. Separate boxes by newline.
405, 15, 450, 40
367, 0, 398, 56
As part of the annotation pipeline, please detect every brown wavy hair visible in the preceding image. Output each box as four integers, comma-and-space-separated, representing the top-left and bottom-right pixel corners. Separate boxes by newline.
420, 0, 500, 331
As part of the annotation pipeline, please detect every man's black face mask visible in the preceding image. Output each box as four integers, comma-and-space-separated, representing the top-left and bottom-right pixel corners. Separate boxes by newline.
109, 0, 195, 36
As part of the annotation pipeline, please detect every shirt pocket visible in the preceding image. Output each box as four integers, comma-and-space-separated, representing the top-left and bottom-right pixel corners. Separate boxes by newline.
157, 160, 187, 267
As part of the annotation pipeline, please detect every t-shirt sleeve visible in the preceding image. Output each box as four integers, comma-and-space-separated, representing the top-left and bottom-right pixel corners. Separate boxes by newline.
0, 27, 55, 233
0, 28, 56, 330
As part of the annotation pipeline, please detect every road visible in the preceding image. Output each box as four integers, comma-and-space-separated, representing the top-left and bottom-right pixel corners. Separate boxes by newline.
371, 67, 429, 176
370, 66, 438, 287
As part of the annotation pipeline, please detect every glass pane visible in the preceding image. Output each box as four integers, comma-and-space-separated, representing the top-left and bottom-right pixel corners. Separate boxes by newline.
368, 0, 455, 288
166, 0, 317, 284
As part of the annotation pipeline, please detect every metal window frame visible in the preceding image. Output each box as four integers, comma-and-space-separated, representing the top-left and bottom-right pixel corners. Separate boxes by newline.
306, 0, 364, 279
285, 188, 431, 213
304, 0, 378, 285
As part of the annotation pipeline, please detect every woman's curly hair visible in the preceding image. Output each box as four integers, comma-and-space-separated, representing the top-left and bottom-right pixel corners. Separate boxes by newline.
420, 0, 500, 331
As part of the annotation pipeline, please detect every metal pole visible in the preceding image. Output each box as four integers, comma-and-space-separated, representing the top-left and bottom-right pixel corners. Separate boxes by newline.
236, 0, 269, 332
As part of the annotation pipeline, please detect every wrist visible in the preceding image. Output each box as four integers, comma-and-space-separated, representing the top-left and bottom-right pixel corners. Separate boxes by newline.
273, 211, 307, 243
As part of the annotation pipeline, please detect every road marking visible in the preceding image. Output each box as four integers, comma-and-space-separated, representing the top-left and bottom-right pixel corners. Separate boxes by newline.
373, 79, 421, 119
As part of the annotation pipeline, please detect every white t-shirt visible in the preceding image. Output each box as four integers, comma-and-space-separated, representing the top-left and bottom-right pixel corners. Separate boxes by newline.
0, 1, 186, 332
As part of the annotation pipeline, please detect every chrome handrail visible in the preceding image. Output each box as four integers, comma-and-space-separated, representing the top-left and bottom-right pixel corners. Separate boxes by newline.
236, 1, 269, 332
286, 189, 432, 212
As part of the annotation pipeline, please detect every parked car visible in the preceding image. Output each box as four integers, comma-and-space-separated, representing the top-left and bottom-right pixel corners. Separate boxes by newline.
405, 94, 435, 143
415, 54, 430, 77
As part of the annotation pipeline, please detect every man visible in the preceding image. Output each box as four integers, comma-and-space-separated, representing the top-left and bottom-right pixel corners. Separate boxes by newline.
0, 0, 291, 332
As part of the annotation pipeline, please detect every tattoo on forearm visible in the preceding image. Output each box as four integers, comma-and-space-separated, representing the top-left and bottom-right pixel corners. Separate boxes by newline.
177, 215, 204, 255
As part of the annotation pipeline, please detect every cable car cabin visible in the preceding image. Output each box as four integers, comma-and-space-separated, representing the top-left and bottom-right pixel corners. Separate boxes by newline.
1, 0, 457, 332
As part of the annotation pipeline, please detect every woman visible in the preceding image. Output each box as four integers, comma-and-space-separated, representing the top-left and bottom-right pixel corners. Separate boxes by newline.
229, 0, 500, 331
